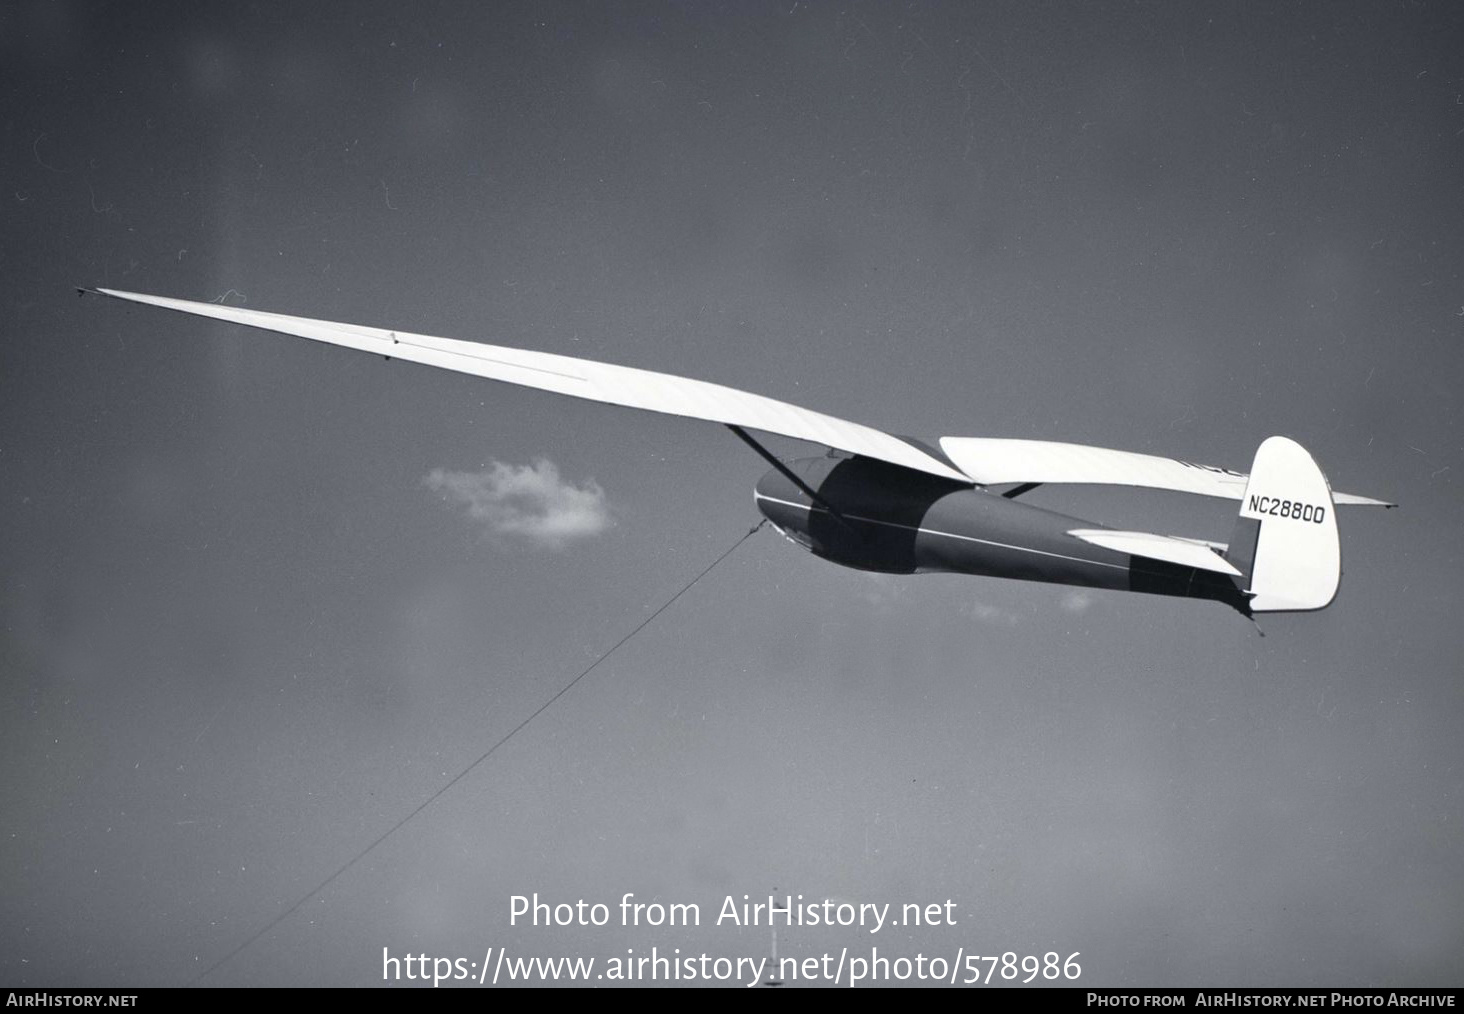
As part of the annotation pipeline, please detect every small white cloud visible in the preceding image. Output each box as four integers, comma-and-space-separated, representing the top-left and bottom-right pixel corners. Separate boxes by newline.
966, 600, 1020, 627
858, 573, 908, 609
424, 458, 612, 550
1060, 590, 1095, 614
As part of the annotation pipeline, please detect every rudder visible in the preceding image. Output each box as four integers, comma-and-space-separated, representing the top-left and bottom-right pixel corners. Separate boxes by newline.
1227, 436, 1341, 612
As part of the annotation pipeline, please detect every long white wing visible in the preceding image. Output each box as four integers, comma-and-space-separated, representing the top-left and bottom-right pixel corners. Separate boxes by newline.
92, 289, 970, 483
939, 436, 1392, 507
88, 289, 1395, 505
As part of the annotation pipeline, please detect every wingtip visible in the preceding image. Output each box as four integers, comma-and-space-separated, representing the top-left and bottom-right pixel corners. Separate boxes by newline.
1333, 492, 1398, 509
79, 287, 146, 304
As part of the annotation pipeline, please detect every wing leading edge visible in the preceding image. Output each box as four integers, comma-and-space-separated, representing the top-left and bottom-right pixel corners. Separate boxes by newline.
90, 288, 970, 483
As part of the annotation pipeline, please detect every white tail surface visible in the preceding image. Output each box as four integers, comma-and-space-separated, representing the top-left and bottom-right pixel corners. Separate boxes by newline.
1230, 436, 1341, 612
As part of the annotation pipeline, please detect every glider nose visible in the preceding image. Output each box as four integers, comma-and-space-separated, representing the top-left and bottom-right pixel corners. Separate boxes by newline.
754, 456, 847, 552
754, 464, 815, 545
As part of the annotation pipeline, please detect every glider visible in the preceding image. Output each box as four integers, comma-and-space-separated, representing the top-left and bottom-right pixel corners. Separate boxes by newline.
86, 287, 1393, 615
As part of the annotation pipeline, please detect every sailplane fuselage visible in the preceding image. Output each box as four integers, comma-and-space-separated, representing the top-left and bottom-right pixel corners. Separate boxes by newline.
754, 456, 1249, 612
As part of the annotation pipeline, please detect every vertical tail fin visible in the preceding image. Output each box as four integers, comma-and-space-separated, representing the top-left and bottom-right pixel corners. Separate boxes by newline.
1227, 436, 1341, 612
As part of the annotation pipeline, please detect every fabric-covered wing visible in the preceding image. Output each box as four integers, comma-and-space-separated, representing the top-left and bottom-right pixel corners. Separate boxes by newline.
939, 437, 1391, 507
93, 289, 970, 483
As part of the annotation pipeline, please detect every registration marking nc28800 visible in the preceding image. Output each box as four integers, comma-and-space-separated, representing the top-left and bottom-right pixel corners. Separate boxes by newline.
1248, 495, 1326, 524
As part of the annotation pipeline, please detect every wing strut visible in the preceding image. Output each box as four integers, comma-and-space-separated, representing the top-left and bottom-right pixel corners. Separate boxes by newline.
727, 425, 857, 534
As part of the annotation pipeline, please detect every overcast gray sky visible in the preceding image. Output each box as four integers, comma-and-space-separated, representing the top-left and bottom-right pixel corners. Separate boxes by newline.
2, 0, 1461, 988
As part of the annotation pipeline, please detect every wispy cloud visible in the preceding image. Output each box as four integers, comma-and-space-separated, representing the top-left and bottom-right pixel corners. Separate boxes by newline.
858, 573, 908, 610
966, 600, 1020, 627
424, 458, 612, 550
1060, 590, 1095, 614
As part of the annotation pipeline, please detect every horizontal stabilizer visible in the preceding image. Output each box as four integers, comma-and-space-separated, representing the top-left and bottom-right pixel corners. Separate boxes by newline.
1067, 528, 1241, 577
940, 437, 1391, 507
